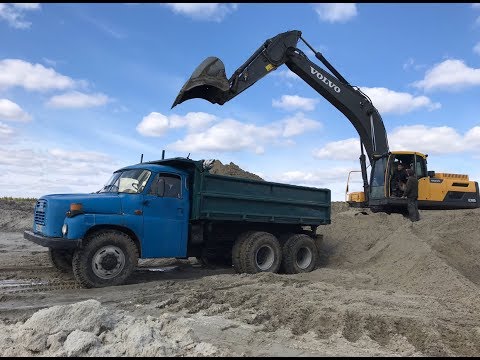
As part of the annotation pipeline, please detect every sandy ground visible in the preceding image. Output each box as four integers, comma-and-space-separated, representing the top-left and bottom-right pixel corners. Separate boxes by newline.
1, 199, 480, 356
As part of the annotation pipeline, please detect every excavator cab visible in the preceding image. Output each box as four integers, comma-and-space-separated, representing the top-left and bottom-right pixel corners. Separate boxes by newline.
172, 57, 231, 108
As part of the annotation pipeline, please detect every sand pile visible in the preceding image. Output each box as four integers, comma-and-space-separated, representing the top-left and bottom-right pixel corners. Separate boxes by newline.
209, 160, 264, 181
320, 206, 480, 299
0, 299, 225, 357
0, 199, 35, 232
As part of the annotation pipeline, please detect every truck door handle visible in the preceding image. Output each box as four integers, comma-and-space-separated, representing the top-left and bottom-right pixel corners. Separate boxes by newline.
177, 208, 183, 216
143, 200, 150, 206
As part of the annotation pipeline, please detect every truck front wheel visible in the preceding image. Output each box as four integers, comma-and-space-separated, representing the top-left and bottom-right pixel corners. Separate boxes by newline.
72, 230, 139, 288
242, 232, 282, 274
281, 234, 318, 274
49, 248, 73, 273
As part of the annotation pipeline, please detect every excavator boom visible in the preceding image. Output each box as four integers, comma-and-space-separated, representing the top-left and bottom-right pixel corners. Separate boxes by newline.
172, 30, 393, 205
172, 30, 389, 160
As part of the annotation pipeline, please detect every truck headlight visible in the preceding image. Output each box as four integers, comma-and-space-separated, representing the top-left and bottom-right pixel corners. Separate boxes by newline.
62, 224, 68, 236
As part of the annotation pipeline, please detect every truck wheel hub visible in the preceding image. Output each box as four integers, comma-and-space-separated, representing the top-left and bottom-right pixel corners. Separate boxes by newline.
296, 247, 313, 269
101, 254, 118, 270
92, 245, 125, 279
255, 245, 275, 271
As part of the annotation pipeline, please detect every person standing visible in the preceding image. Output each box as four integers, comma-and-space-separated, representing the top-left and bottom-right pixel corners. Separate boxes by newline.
392, 162, 408, 197
403, 168, 420, 221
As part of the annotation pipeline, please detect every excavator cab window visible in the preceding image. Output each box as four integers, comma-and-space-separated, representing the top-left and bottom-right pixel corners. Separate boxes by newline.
414, 155, 427, 179
388, 154, 415, 197
370, 157, 387, 199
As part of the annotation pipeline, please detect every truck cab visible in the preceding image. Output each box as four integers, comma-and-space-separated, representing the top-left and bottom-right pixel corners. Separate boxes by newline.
25, 163, 191, 287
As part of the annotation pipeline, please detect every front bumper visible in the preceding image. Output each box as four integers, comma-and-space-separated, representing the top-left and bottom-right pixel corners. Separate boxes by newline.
23, 231, 81, 249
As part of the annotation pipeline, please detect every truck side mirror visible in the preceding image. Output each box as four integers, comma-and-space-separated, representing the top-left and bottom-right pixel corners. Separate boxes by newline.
428, 170, 435, 177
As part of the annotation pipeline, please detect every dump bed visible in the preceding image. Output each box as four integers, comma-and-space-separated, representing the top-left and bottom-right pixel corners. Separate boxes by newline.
149, 157, 331, 226
191, 172, 331, 225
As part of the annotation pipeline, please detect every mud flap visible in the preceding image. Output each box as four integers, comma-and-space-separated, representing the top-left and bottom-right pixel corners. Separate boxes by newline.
171, 57, 230, 108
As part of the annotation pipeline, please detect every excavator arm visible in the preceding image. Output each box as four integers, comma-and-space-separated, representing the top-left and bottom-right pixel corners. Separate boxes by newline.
172, 30, 390, 202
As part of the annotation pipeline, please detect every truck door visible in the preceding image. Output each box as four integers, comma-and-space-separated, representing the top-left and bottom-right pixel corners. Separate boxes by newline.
142, 173, 189, 258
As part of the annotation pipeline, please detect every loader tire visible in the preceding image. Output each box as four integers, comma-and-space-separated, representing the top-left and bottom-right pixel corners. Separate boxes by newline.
281, 234, 318, 274
232, 231, 255, 274
72, 230, 138, 288
242, 231, 282, 274
49, 248, 73, 273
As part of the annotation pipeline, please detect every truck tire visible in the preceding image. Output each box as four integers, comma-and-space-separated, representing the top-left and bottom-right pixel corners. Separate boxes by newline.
72, 230, 139, 288
242, 231, 282, 274
232, 231, 254, 273
48, 248, 73, 273
281, 234, 318, 274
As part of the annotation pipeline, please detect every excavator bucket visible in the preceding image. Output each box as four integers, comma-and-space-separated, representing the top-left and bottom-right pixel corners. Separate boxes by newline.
171, 57, 230, 108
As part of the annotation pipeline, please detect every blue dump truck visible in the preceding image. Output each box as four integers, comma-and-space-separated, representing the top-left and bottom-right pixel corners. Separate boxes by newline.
24, 157, 331, 288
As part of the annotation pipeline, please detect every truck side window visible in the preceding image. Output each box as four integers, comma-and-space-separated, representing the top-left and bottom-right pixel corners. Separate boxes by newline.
150, 173, 182, 198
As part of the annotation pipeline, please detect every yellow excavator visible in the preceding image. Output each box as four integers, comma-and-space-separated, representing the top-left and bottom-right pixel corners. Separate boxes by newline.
172, 30, 479, 213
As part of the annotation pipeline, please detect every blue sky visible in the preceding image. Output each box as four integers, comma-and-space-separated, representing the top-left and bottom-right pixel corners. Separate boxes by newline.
1, 3, 480, 200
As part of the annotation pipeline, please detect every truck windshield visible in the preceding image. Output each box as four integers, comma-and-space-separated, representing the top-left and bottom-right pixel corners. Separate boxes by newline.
99, 169, 152, 194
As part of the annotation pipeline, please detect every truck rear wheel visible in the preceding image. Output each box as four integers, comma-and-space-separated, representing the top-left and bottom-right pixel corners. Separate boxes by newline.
72, 230, 139, 288
232, 231, 254, 273
48, 248, 73, 273
281, 234, 318, 274
242, 231, 282, 274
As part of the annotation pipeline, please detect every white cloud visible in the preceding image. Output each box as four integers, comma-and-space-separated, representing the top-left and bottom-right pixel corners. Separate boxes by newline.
314, 3, 357, 23
389, 125, 480, 154
169, 112, 217, 129
413, 59, 480, 91
0, 99, 31, 122
169, 118, 280, 153
0, 143, 118, 197
274, 167, 354, 186
281, 112, 322, 137
313, 138, 360, 160
474, 42, 480, 56
0, 121, 15, 140
167, 112, 321, 154
267, 166, 362, 201
360, 87, 441, 114
403, 58, 414, 71
163, 3, 238, 22
136, 112, 169, 137
272, 94, 319, 112
402, 57, 426, 71
0, 59, 75, 92
313, 125, 480, 162
46, 91, 110, 108
49, 148, 111, 162
0, 3, 40, 29
136, 111, 217, 137
272, 69, 298, 80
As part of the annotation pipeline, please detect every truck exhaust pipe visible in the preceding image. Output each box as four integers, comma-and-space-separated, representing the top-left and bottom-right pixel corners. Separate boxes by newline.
171, 57, 231, 108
